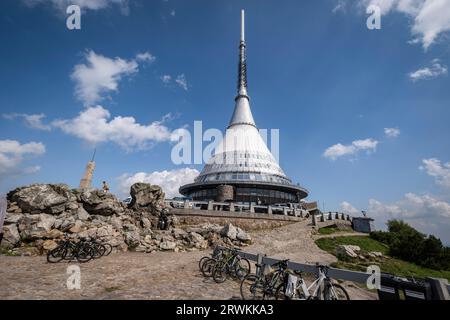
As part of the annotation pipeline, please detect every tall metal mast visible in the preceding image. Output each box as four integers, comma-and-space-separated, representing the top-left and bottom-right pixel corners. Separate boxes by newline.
237, 9, 249, 100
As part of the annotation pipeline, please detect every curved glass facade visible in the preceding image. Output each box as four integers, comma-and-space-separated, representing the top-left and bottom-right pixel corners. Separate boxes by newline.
195, 172, 291, 185
188, 186, 300, 205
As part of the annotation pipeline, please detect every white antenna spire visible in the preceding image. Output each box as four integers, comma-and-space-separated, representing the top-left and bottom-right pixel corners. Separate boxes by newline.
241, 10, 245, 42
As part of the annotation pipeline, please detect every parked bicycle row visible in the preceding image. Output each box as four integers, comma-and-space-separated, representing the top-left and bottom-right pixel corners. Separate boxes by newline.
199, 247, 350, 300
47, 237, 113, 264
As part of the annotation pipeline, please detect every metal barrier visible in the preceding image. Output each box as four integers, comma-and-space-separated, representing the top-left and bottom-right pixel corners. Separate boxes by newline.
216, 246, 450, 300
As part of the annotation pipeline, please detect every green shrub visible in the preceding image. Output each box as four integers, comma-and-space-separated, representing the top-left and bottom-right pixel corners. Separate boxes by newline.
372, 220, 450, 271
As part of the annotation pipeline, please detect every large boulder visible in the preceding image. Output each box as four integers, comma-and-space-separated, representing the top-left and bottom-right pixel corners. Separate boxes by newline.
80, 190, 124, 216
1, 224, 20, 249
221, 223, 238, 240
336, 245, 361, 259
129, 183, 165, 210
236, 227, 252, 242
7, 184, 77, 215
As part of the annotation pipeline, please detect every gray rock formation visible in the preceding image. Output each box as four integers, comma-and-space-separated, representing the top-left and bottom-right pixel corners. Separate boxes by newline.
1, 183, 252, 256
129, 183, 165, 210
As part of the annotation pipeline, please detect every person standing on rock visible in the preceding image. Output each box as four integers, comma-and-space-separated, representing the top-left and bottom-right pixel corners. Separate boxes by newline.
102, 181, 110, 193
0, 195, 6, 245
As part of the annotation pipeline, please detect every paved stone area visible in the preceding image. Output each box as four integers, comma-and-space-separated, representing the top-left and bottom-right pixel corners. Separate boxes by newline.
0, 220, 377, 300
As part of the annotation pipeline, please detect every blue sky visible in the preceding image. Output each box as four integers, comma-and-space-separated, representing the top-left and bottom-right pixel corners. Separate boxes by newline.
1, 0, 450, 242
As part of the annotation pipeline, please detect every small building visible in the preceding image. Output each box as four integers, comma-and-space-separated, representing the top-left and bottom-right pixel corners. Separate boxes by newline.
352, 217, 375, 233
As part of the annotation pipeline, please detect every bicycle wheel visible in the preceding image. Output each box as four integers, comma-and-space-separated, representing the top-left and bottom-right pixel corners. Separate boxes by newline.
240, 274, 266, 300
274, 283, 288, 300
234, 257, 251, 280
212, 264, 228, 283
198, 256, 210, 272
201, 258, 217, 278
47, 246, 66, 263
91, 243, 106, 259
323, 283, 350, 300
76, 245, 94, 263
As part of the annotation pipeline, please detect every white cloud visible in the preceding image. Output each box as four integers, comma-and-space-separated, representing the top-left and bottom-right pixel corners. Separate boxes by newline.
367, 193, 450, 242
340, 201, 360, 214
161, 75, 172, 84
52, 106, 173, 151
71, 50, 155, 106
420, 158, 450, 188
23, 0, 129, 12
409, 59, 448, 81
384, 127, 401, 138
358, 0, 450, 49
0, 140, 45, 176
323, 138, 379, 160
3, 113, 51, 131
117, 168, 200, 198
136, 52, 156, 63
170, 10, 176, 17
175, 74, 188, 91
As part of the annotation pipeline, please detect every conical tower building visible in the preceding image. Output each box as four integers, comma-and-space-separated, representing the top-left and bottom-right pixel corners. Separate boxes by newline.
180, 10, 308, 205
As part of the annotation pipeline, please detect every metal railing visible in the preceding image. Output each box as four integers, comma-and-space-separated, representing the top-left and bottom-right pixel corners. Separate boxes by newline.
216, 246, 450, 300
165, 199, 308, 217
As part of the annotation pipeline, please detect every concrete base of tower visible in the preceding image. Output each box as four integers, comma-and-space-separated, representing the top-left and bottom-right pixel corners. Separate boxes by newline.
179, 180, 308, 205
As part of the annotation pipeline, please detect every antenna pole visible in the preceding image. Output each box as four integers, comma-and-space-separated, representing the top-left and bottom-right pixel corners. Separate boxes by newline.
91, 148, 97, 162
241, 10, 245, 42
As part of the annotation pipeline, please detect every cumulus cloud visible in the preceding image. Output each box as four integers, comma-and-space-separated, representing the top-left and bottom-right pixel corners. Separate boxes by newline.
323, 138, 379, 160
367, 193, 450, 242
3, 113, 51, 131
384, 127, 400, 138
52, 106, 173, 151
117, 168, 200, 198
71, 50, 155, 106
420, 158, 450, 188
409, 59, 448, 81
340, 201, 360, 214
23, 0, 129, 13
355, 0, 450, 49
0, 140, 45, 176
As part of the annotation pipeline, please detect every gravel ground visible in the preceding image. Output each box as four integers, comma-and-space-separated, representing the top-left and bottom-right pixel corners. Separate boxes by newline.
0, 220, 377, 300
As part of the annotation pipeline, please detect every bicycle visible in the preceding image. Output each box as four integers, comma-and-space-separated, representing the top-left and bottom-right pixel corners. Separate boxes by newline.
212, 248, 251, 283
47, 238, 93, 263
198, 246, 223, 273
240, 259, 290, 300
275, 264, 350, 300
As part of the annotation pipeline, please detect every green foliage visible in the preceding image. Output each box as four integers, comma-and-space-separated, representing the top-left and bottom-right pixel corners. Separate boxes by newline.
317, 236, 450, 282
369, 220, 450, 271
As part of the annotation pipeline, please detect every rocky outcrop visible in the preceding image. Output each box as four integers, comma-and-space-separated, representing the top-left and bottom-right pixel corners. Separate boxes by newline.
1, 184, 251, 256
336, 245, 361, 259
129, 183, 165, 210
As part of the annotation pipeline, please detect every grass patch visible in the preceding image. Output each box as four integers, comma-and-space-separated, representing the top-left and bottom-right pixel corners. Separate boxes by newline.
104, 286, 121, 293
316, 236, 450, 282
316, 236, 389, 255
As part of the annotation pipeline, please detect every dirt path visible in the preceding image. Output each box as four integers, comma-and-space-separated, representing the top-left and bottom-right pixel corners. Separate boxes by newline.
0, 220, 377, 300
